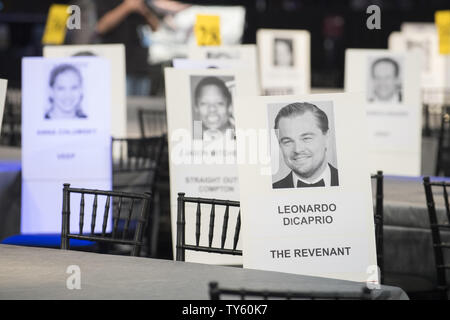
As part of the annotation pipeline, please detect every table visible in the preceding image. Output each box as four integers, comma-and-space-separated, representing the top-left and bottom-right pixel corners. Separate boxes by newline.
374, 175, 450, 291
382, 175, 450, 228
0, 159, 448, 292
0, 245, 408, 300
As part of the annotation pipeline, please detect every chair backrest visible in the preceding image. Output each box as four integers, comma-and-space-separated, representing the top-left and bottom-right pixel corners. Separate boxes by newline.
435, 106, 450, 176
112, 136, 165, 172
138, 109, 167, 139
112, 136, 165, 189
371, 170, 384, 284
0, 88, 21, 147
423, 176, 450, 299
61, 183, 151, 256
176, 193, 242, 261
208, 282, 374, 300
111, 136, 166, 258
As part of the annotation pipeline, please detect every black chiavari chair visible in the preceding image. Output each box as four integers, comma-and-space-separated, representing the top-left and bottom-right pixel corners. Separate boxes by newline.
135, 109, 169, 208
111, 136, 165, 257
422, 177, 450, 300
176, 193, 242, 261
435, 106, 450, 176
371, 171, 384, 284
60, 183, 151, 257
137, 109, 167, 139
208, 282, 374, 300
0, 89, 21, 147
112, 136, 165, 170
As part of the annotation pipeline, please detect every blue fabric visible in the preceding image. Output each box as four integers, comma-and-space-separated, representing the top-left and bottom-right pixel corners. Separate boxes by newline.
0, 161, 21, 173
1, 234, 94, 247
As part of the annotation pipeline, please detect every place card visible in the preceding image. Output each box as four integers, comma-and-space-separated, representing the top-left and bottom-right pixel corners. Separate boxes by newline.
235, 92, 378, 282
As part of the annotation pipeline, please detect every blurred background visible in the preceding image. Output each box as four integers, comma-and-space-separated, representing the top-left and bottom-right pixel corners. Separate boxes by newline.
1, 0, 449, 90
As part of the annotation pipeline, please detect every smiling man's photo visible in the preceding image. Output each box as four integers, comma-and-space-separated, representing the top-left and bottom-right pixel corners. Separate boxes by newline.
271, 102, 339, 189
367, 56, 403, 104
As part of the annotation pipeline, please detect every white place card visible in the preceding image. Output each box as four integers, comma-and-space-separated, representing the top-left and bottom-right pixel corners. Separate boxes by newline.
173, 58, 247, 70
21, 57, 112, 233
188, 44, 258, 71
235, 92, 378, 283
257, 29, 310, 95
389, 30, 446, 91
43, 44, 126, 139
164, 67, 258, 264
345, 49, 422, 176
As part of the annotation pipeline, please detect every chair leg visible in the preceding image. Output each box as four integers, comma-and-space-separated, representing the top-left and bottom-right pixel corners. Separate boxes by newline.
435, 111, 446, 176
150, 190, 161, 258
423, 104, 431, 137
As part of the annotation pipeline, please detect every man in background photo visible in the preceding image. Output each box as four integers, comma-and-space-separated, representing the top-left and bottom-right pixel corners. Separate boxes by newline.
273, 38, 294, 67
369, 57, 402, 104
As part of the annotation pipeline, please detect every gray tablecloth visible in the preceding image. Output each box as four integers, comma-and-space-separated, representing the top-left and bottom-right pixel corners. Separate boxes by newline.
372, 175, 450, 290
0, 245, 408, 300
380, 175, 450, 228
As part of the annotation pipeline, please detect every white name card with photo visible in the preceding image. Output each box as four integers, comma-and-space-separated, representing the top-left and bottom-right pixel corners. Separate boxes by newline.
234, 93, 377, 283
173, 58, 246, 70
345, 49, 422, 176
0, 79, 7, 130
389, 30, 446, 91
165, 67, 258, 264
21, 57, 112, 233
187, 44, 258, 73
257, 29, 310, 96
43, 44, 126, 140
401, 22, 437, 33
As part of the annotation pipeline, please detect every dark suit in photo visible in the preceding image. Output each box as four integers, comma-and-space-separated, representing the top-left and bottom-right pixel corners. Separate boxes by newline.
272, 163, 339, 189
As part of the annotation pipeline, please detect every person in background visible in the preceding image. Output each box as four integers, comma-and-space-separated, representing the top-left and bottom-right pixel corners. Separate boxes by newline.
95, 0, 160, 96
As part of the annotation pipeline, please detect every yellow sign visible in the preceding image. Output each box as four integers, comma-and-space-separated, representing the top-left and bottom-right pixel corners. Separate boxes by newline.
42, 4, 70, 45
195, 15, 221, 46
435, 10, 450, 54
